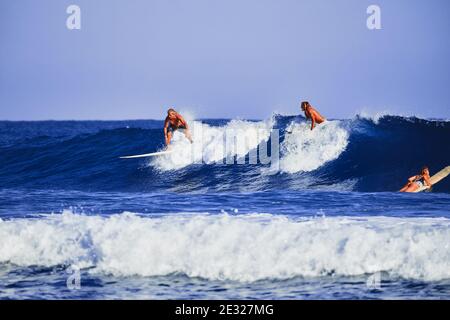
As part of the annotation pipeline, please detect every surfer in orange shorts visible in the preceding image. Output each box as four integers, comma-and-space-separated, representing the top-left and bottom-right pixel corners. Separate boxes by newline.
301, 101, 326, 130
399, 166, 432, 192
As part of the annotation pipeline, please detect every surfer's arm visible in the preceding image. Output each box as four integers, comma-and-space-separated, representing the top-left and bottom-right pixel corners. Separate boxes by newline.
177, 115, 193, 143
310, 115, 316, 130
163, 118, 170, 144
177, 115, 189, 129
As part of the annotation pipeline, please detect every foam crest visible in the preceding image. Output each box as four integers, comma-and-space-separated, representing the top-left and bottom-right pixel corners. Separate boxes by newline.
1, 212, 449, 282
354, 110, 391, 124
279, 121, 349, 173
151, 119, 273, 171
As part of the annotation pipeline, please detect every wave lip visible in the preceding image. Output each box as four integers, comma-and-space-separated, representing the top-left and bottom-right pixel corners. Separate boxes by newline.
1, 211, 449, 282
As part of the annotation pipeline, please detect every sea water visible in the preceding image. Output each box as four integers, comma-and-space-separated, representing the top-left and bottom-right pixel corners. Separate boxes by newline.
0, 115, 449, 299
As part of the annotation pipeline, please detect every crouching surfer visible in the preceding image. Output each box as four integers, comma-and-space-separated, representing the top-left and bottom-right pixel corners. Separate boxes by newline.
163, 108, 193, 147
301, 101, 326, 130
399, 166, 432, 192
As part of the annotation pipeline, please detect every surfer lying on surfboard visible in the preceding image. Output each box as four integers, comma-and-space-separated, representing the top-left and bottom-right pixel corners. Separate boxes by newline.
164, 108, 193, 146
301, 101, 326, 130
399, 166, 432, 192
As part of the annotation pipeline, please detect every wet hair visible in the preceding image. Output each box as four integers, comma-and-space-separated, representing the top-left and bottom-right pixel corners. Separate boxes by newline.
301, 101, 310, 110
167, 108, 176, 114
421, 166, 429, 172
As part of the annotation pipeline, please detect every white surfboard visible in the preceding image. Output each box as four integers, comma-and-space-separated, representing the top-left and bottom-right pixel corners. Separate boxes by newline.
120, 150, 173, 159
413, 166, 450, 193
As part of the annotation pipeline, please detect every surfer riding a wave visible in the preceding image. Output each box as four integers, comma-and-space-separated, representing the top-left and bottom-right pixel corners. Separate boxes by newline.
164, 108, 193, 146
301, 101, 326, 130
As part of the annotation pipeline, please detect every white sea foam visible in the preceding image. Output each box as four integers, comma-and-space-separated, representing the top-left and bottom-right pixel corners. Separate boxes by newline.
150, 117, 348, 174
279, 120, 349, 173
151, 119, 273, 171
354, 109, 391, 124
1, 211, 449, 282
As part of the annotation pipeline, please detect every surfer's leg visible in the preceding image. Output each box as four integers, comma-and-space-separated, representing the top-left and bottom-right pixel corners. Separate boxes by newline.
404, 183, 420, 192
166, 131, 173, 145
400, 181, 414, 192
316, 115, 326, 124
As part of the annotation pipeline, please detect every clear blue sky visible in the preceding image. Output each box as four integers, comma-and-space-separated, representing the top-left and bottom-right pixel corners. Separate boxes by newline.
0, 0, 449, 120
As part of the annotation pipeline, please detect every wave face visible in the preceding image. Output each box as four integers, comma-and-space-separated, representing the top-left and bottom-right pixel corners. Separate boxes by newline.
0, 115, 449, 193
0, 211, 449, 282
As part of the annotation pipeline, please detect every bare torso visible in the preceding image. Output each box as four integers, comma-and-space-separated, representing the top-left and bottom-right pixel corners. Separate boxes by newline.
163, 112, 192, 145
400, 172, 432, 192
305, 106, 326, 124
165, 114, 186, 129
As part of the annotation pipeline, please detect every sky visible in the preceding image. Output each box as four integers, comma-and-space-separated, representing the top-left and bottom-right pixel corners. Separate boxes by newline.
0, 0, 449, 120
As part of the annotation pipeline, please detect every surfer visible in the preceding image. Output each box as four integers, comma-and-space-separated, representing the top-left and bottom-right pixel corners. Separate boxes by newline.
301, 101, 326, 130
399, 166, 432, 192
164, 108, 193, 146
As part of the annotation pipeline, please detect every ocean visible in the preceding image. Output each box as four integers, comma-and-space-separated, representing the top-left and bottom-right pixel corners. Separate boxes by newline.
0, 114, 449, 299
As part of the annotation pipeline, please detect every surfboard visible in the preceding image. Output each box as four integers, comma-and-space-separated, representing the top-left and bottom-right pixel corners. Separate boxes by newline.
413, 166, 450, 193
120, 150, 173, 159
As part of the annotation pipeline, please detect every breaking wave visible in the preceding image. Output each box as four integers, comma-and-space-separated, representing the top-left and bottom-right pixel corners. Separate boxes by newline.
0, 114, 449, 192
0, 211, 449, 282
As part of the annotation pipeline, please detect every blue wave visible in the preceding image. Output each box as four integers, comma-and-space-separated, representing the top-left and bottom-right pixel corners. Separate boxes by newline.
0, 115, 449, 193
